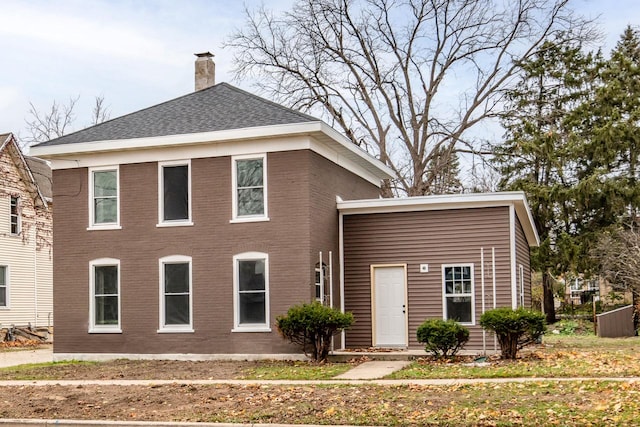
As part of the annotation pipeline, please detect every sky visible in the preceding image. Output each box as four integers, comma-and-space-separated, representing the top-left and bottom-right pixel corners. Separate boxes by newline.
1, 0, 639, 150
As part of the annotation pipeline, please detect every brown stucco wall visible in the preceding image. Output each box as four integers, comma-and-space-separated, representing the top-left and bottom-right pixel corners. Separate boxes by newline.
342, 206, 514, 351
52, 149, 377, 355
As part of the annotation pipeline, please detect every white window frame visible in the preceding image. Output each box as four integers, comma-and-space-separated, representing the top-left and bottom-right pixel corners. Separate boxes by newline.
88, 166, 121, 230
158, 255, 193, 333
9, 196, 20, 235
442, 263, 475, 325
231, 153, 269, 222
0, 265, 9, 309
157, 160, 193, 227
233, 252, 271, 332
89, 258, 121, 333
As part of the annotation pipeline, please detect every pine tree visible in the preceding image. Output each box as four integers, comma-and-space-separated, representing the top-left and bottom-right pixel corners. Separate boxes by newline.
495, 40, 596, 323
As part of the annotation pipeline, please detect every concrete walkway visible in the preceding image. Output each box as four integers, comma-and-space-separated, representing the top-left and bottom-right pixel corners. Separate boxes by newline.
0, 347, 53, 368
333, 360, 411, 379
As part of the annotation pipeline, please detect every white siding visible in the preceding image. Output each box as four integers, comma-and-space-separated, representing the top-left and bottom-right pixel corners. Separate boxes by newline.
0, 143, 53, 328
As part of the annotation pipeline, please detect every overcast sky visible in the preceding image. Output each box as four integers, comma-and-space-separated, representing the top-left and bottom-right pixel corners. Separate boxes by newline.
1, 0, 638, 148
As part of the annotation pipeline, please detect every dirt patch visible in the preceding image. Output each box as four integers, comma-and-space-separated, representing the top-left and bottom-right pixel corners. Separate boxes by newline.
0, 359, 266, 380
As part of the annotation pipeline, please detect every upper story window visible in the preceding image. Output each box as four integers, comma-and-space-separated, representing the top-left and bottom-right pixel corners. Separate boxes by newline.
89, 258, 121, 333
9, 196, 20, 235
232, 154, 268, 222
442, 264, 474, 324
158, 161, 192, 226
233, 252, 270, 332
89, 166, 120, 230
159, 255, 193, 332
0, 265, 7, 308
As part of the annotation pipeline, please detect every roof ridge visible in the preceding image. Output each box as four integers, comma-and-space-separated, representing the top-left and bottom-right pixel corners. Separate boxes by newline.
215, 82, 319, 122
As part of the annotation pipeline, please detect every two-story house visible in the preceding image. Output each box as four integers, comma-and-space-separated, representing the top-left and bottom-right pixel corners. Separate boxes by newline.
0, 133, 53, 332
31, 54, 538, 359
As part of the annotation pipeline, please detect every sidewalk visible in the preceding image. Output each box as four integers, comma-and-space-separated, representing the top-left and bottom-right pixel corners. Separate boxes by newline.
0, 347, 53, 368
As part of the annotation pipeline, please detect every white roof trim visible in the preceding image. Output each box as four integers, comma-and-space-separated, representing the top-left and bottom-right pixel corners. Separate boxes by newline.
29, 121, 395, 181
338, 191, 540, 247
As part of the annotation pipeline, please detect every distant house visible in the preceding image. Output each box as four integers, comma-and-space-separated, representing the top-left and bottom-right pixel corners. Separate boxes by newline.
0, 133, 53, 330
30, 54, 537, 359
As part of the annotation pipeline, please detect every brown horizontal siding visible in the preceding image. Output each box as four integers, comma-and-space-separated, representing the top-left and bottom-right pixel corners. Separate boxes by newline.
515, 216, 532, 307
53, 150, 322, 355
343, 207, 513, 351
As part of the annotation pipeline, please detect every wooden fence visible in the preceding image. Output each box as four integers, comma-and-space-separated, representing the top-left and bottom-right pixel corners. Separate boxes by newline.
596, 305, 635, 338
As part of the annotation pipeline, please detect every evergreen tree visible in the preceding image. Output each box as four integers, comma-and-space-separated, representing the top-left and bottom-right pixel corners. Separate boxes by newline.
572, 26, 640, 231
495, 40, 596, 323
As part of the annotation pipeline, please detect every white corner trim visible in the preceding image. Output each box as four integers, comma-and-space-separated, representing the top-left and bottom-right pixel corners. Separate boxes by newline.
509, 204, 518, 310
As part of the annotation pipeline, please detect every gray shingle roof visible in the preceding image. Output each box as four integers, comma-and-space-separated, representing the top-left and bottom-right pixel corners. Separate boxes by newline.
25, 156, 52, 199
34, 83, 319, 147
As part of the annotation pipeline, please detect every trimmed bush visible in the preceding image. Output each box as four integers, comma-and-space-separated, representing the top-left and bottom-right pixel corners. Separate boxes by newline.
276, 302, 354, 362
480, 307, 546, 359
416, 319, 470, 358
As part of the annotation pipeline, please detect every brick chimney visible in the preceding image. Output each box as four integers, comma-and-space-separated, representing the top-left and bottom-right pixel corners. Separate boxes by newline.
194, 52, 215, 91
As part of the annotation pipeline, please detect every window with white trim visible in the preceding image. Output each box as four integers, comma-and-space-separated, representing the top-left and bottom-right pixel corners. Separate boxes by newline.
158, 161, 191, 225
443, 264, 474, 324
0, 266, 7, 308
89, 166, 119, 228
89, 259, 120, 332
10, 196, 20, 235
233, 252, 270, 331
232, 154, 268, 221
159, 256, 193, 332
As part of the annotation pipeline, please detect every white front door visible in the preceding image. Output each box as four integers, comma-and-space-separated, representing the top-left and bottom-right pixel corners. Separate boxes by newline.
373, 265, 407, 347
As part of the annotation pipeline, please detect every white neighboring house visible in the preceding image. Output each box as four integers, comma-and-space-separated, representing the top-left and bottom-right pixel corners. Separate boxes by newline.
0, 133, 53, 329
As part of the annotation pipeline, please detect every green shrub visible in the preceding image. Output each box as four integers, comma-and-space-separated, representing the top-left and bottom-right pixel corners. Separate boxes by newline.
416, 319, 470, 359
480, 307, 546, 359
276, 302, 354, 362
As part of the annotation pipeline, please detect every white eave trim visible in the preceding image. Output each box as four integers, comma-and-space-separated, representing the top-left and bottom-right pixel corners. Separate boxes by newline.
338, 191, 540, 247
29, 121, 395, 181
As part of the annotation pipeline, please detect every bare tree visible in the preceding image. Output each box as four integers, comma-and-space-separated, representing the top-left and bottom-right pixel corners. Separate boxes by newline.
23, 95, 110, 147
593, 228, 640, 300
226, 0, 595, 196
91, 95, 111, 126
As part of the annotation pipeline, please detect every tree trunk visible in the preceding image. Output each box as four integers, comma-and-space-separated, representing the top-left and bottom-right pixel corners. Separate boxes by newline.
542, 271, 557, 324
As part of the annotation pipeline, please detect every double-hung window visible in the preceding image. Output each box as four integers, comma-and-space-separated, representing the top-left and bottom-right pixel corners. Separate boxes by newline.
442, 264, 474, 324
0, 266, 7, 308
232, 154, 268, 221
89, 259, 121, 332
9, 196, 20, 235
158, 161, 192, 226
89, 166, 120, 229
159, 256, 193, 332
233, 252, 270, 332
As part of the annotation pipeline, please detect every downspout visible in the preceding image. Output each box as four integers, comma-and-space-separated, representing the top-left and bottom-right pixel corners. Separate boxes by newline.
492, 247, 497, 352
481, 248, 486, 355
339, 210, 346, 350
509, 204, 518, 309
34, 243, 38, 328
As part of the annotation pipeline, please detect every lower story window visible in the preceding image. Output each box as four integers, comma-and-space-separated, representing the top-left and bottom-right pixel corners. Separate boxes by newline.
0, 266, 7, 307
90, 259, 120, 332
160, 256, 192, 331
443, 264, 474, 324
234, 252, 270, 331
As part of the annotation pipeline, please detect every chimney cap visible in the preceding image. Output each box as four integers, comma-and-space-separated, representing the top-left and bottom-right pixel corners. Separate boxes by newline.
195, 52, 214, 59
